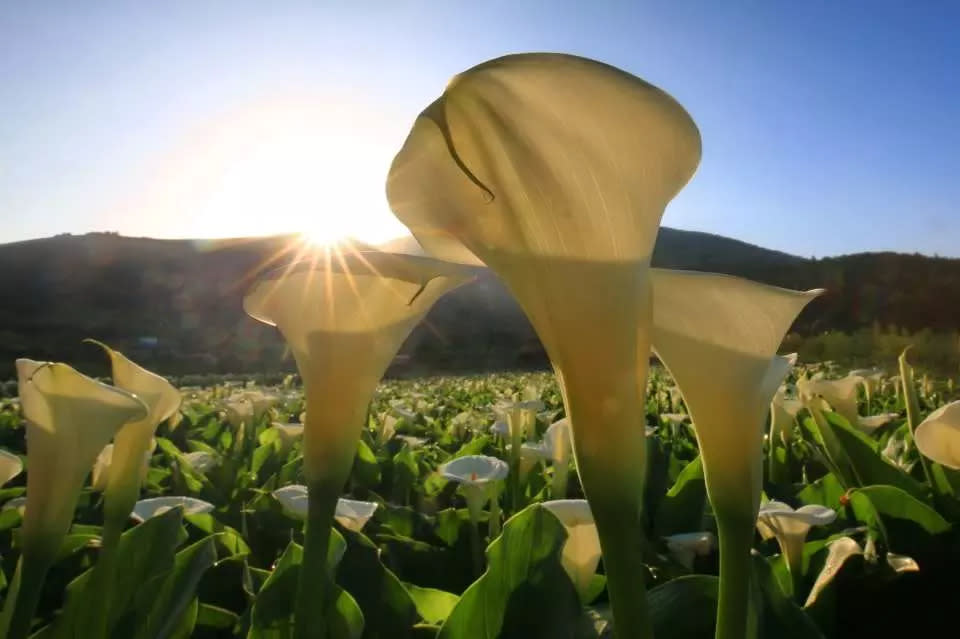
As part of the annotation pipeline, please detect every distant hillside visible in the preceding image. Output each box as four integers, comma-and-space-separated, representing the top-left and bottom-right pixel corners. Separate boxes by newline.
1, 229, 958, 379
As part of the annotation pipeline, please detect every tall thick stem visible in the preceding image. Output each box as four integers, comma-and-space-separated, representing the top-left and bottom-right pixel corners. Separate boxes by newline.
0, 551, 54, 639
714, 519, 755, 639
293, 480, 340, 639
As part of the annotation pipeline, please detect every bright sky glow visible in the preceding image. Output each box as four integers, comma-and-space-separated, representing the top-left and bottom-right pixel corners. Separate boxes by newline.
1, 2, 957, 256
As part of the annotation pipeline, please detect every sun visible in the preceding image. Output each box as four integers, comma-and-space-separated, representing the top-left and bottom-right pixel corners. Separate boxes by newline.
133, 98, 409, 245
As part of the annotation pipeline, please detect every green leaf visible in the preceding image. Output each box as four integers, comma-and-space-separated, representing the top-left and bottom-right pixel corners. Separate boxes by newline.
185, 512, 251, 558
404, 584, 459, 626
648, 575, 718, 638
354, 440, 382, 489
796, 473, 845, 510
751, 553, 825, 639
132, 537, 217, 639
53, 508, 187, 639
438, 504, 582, 639
337, 528, 419, 638
854, 485, 950, 535
196, 603, 240, 630
654, 456, 707, 537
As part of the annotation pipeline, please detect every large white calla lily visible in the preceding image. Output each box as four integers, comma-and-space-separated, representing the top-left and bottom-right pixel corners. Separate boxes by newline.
0, 449, 23, 487
542, 499, 602, 604
1, 360, 147, 639
272, 486, 378, 532
650, 270, 822, 639
387, 52, 701, 638
244, 248, 472, 638
439, 454, 509, 524
914, 401, 960, 469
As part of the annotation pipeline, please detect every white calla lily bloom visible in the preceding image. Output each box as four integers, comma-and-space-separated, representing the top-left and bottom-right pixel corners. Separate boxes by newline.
542, 500, 602, 603
387, 52, 701, 636
0, 449, 23, 487
914, 401, 960, 469
131, 496, 214, 522
90, 439, 156, 492
856, 413, 900, 434
182, 451, 219, 474
797, 374, 864, 427
665, 532, 717, 570
543, 418, 573, 498
440, 455, 509, 524
770, 389, 804, 445
804, 536, 918, 608
756, 501, 836, 576
272, 486, 378, 532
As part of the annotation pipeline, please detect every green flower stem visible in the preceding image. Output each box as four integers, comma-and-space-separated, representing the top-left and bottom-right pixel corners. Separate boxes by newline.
489, 490, 502, 538
293, 480, 340, 639
552, 460, 569, 499
714, 519, 755, 639
509, 417, 523, 511
468, 519, 484, 578
0, 549, 54, 639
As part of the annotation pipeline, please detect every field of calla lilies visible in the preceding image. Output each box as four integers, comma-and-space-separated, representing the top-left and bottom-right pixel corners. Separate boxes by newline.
2, 52, 960, 639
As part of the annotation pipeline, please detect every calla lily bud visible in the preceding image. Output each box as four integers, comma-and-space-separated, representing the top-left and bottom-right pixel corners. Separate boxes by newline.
542, 499, 602, 604
387, 52, 702, 637
914, 401, 960, 469
0, 449, 23, 487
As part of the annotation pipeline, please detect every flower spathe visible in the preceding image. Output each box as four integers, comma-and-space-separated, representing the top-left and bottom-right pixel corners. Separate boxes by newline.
131, 496, 214, 522
804, 536, 918, 608
649, 270, 822, 639
914, 400, 960, 470
387, 52, 701, 637
541, 499, 602, 603
244, 249, 474, 484
797, 374, 863, 428
440, 454, 509, 524
244, 248, 473, 638
90, 440, 156, 492
0, 449, 22, 487
86, 341, 180, 524
665, 532, 717, 570
271, 486, 378, 532
16, 359, 148, 553
756, 500, 836, 576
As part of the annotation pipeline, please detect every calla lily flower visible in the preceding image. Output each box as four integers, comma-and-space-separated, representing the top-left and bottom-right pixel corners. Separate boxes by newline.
376, 413, 398, 446
1, 360, 148, 639
397, 435, 428, 449
543, 417, 573, 498
665, 531, 717, 570
272, 486, 378, 532
856, 413, 899, 434
244, 249, 473, 636
649, 270, 822, 638
86, 342, 180, 536
224, 398, 254, 430
131, 496, 214, 522
2, 497, 27, 516
266, 423, 305, 455
914, 401, 960, 469
797, 374, 863, 427
756, 501, 836, 577
439, 454, 509, 524
387, 52, 701, 637
0, 449, 23, 486
770, 389, 804, 445
804, 536, 918, 608
90, 440, 156, 492
542, 499, 602, 604
182, 450, 219, 474
333, 498, 379, 532
243, 390, 279, 421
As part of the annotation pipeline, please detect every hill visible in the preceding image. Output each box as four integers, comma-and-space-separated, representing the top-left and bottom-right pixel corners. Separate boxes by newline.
1, 230, 958, 379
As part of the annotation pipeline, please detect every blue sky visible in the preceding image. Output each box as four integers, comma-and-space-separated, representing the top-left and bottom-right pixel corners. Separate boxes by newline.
1, 1, 957, 257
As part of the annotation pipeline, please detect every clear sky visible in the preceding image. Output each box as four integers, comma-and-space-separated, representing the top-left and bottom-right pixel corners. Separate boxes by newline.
2, 1, 958, 257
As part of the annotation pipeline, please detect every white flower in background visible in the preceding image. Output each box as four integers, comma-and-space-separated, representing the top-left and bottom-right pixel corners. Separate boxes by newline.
90, 440, 155, 492
542, 500, 602, 603
397, 435, 428, 449
272, 486, 378, 532
798, 374, 864, 427
376, 414, 398, 446
131, 496, 214, 522
914, 401, 960, 469
856, 413, 900, 435
543, 418, 573, 498
182, 451, 219, 474
450, 411, 477, 439
243, 390, 279, 421
659, 413, 689, 438
224, 398, 254, 430
770, 388, 804, 445
2, 496, 27, 515
665, 532, 717, 570
264, 423, 305, 455
390, 401, 418, 422
334, 498, 379, 532
0, 449, 23, 487
440, 455, 509, 524
881, 435, 916, 473
756, 501, 836, 576
804, 536, 918, 608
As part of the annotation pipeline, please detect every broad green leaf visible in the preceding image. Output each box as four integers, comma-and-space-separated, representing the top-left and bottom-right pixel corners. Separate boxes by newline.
186, 512, 251, 558
404, 584, 459, 626
796, 473, 845, 510
854, 485, 950, 534
353, 440, 382, 489
197, 603, 240, 630
648, 575, 718, 638
751, 553, 825, 638
654, 456, 707, 537
438, 504, 582, 639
